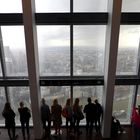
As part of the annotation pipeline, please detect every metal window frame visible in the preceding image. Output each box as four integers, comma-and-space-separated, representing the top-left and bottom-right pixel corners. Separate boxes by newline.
0, 2, 140, 138
0, 13, 140, 25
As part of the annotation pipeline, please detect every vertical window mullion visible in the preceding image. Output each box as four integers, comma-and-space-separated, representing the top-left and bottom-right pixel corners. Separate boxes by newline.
0, 27, 7, 78
70, 0, 74, 103
0, 27, 10, 102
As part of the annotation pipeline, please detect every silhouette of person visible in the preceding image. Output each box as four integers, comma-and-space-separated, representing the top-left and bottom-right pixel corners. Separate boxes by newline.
41, 98, 51, 138
63, 98, 73, 133
131, 105, 140, 140
18, 101, 31, 140
73, 98, 83, 135
51, 99, 62, 135
2, 102, 16, 140
84, 97, 96, 134
94, 99, 103, 133
111, 116, 123, 137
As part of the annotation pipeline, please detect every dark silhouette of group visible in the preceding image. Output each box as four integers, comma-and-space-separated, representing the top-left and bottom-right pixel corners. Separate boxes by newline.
84, 98, 103, 135
2, 102, 31, 140
2, 97, 103, 140
3, 98, 140, 140
40, 97, 103, 138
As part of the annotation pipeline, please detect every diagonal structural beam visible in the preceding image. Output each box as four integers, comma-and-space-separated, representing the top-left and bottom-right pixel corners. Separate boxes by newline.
102, 0, 122, 138
0, 27, 10, 101
22, 0, 42, 139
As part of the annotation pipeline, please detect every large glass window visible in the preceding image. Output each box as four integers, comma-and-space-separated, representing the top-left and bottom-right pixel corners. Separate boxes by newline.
73, 86, 103, 106
74, 0, 107, 12
41, 86, 70, 124
0, 0, 22, 13
73, 86, 103, 124
37, 26, 70, 76
74, 26, 106, 76
41, 86, 70, 107
1, 26, 28, 77
122, 0, 140, 12
116, 26, 140, 75
0, 87, 6, 124
35, 0, 70, 13
113, 86, 134, 123
8, 87, 31, 125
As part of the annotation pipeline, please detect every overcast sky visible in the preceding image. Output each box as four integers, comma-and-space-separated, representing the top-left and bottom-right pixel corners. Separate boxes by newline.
0, 0, 140, 13
0, 0, 140, 49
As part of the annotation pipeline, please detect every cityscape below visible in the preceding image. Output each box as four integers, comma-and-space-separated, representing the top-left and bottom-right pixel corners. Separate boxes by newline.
0, 46, 139, 125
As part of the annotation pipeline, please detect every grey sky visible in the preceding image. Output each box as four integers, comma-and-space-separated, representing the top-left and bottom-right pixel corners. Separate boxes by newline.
0, 0, 140, 49
2, 25, 140, 49
0, 0, 140, 13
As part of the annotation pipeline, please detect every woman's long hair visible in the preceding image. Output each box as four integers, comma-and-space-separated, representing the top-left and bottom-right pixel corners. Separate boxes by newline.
66, 98, 71, 106
73, 98, 80, 112
53, 99, 58, 106
3, 102, 11, 112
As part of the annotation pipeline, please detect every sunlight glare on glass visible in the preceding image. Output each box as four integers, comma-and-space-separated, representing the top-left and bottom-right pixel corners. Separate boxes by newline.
0, 0, 22, 13
74, 0, 107, 12
119, 26, 140, 48
1, 26, 25, 49
35, 0, 70, 13
122, 0, 140, 12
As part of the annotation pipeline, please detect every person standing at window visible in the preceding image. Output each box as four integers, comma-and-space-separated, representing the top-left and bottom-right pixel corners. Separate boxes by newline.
2, 102, 16, 140
62, 98, 73, 134
84, 97, 96, 134
131, 105, 140, 140
94, 99, 103, 134
41, 98, 51, 138
73, 98, 83, 135
18, 101, 31, 140
51, 99, 62, 135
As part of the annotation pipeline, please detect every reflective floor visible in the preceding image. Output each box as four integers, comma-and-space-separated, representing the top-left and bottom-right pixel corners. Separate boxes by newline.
0, 126, 133, 140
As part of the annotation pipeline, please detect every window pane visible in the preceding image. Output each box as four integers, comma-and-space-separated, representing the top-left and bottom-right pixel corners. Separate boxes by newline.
116, 26, 140, 75
113, 86, 134, 123
1, 26, 28, 77
122, 0, 140, 12
73, 86, 103, 124
8, 87, 32, 125
35, 0, 70, 13
136, 86, 140, 107
74, 0, 107, 12
74, 26, 106, 76
0, 0, 22, 13
0, 87, 6, 124
41, 86, 70, 124
41, 86, 70, 107
37, 26, 70, 76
